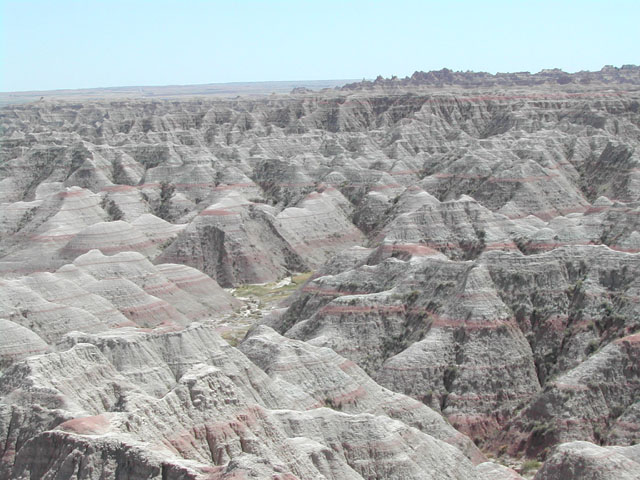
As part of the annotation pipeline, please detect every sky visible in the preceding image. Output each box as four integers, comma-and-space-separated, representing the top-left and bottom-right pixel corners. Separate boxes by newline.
1, 0, 638, 92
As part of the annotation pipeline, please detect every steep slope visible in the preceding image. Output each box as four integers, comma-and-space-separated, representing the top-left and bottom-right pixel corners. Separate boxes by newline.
1, 67, 640, 477
2, 324, 491, 479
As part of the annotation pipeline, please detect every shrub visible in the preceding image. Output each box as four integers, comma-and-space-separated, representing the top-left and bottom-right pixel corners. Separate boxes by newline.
443, 365, 458, 391
16, 207, 37, 231
521, 460, 541, 473
406, 290, 420, 304
585, 339, 599, 355
101, 198, 123, 221
155, 181, 175, 220
324, 398, 342, 410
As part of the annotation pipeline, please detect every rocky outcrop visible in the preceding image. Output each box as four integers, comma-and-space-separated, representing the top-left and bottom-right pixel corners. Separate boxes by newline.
270, 244, 640, 453
533, 441, 640, 480
0, 318, 49, 369
343, 65, 640, 89
272, 253, 541, 442
0, 250, 238, 368
495, 332, 640, 458
3, 75, 639, 283
239, 325, 484, 463
2, 68, 640, 477
2, 324, 490, 479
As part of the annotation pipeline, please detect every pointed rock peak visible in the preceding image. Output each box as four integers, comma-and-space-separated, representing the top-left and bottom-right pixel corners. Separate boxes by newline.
35, 182, 64, 200
593, 196, 614, 207
457, 194, 477, 203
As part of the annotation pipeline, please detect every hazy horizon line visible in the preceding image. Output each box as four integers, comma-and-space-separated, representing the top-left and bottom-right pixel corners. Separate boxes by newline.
4, 64, 638, 95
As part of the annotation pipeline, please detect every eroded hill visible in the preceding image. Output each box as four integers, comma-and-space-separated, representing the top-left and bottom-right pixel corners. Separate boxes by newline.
1, 67, 640, 479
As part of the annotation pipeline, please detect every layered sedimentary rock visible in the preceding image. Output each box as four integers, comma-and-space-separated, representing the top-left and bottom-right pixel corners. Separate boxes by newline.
3, 70, 639, 282
533, 441, 640, 480
1, 67, 640, 477
2, 323, 494, 479
0, 250, 238, 362
342, 65, 640, 89
270, 243, 640, 451
239, 325, 484, 463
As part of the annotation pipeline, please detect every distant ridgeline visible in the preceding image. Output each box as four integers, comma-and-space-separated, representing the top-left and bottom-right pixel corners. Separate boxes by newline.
343, 65, 640, 89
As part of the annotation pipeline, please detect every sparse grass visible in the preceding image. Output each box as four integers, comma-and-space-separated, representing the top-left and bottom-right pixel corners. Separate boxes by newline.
521, 459, 541, 474
220, 326, 251, 347
219, 272, 314, 347
585, 339, 599, 355
324, 397, 343, 410
530, 420, 557, 443
233, 272, 313, 304
16, 207, 37, 232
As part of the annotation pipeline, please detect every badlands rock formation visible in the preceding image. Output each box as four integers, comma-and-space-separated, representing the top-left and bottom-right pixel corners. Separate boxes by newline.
1, 66, 639, 478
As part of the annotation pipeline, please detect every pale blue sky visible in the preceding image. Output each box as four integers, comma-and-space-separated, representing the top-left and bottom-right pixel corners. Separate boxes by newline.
1, 0, 638, 92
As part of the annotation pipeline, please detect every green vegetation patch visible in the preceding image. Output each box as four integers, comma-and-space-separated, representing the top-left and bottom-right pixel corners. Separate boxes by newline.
521, 459, 541, 474
220, 327, 251, 347
233, 272, 313, 304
